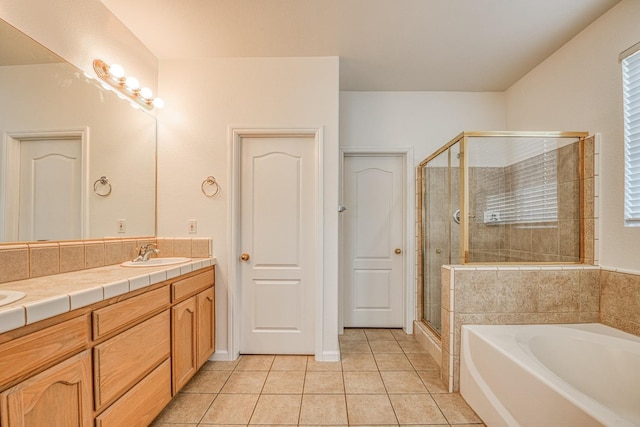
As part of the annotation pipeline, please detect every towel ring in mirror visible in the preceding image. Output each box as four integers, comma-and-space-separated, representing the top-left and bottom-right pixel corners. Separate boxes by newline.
201, 176, 220, 197
93, 176, 112, 197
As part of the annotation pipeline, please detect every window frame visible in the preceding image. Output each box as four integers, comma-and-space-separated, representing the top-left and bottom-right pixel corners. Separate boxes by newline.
621, 41, 640, 226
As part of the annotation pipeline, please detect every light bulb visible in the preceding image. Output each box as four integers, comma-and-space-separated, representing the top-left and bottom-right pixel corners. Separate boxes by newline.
139, 87, 153, 99
109, 64, 125, 79
125, 76, 140, 90
152, 98, 165, 109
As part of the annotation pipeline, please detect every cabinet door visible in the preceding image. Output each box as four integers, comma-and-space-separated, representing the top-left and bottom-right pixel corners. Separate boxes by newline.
171, 297, 197, 394
196, 287, 215, 367
0, 351, 92, 427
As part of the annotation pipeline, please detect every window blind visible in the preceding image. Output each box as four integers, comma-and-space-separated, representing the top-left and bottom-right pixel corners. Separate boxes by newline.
485, 148, 558, 225
622, 48, 640, 223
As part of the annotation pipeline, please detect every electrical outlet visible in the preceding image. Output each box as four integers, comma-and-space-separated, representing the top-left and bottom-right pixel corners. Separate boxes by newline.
117, 219, 126, 233
188, 220, 197, 234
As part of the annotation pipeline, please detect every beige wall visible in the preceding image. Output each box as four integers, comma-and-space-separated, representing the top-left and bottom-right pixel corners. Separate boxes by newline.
340, 91, 506, 163
505, 0, 640, 272
0, 0, 157, 92
156, 57, 340, 360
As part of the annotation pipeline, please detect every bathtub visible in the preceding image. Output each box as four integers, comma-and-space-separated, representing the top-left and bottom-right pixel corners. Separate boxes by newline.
460, 323, 640, 427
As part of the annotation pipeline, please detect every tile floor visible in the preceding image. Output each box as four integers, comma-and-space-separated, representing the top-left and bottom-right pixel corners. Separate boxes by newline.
151, 328, 485, 426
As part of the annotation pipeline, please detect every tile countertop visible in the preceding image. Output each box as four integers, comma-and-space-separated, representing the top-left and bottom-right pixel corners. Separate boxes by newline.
0, 257, 217, 334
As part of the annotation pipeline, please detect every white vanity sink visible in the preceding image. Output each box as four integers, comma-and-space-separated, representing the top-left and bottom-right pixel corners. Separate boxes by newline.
120, 257, 191, 268
0, 290, 26, 307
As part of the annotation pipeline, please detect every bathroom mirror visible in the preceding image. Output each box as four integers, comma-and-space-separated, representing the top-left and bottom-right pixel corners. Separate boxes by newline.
0, 18, 156, 242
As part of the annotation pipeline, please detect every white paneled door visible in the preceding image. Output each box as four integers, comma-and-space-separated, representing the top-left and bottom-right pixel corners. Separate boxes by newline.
239, 135, 317, 354
343, 155, 405, 327
19, 138, 82, 241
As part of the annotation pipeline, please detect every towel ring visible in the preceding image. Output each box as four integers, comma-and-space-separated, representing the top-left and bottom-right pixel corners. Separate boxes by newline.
93, 176, 112, 197
201, 176, 220, 197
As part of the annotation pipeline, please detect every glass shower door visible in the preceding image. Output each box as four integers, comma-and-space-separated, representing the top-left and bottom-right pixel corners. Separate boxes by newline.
421, 149, 445, 334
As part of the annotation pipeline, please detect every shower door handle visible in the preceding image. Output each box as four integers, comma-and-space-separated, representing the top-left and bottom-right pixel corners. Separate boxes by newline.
452, 209, 461, 224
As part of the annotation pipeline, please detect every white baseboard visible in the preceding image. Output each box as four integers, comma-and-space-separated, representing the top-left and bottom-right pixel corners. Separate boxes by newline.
317, 350, 341, 362
210, 350, 235, 361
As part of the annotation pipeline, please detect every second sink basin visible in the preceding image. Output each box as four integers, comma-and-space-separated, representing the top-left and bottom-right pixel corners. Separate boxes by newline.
121, 257, 191, 268
0, 290, 26, 307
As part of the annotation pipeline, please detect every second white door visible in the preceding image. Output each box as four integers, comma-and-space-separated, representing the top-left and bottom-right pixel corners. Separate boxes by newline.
239, 135, 317, 354
343, 155, 405, 327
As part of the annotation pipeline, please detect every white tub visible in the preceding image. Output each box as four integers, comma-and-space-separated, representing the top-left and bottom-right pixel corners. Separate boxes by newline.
460, 323, 640, 427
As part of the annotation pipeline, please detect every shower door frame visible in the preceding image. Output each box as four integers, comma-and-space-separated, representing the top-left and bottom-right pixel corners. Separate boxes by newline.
417, 130, 589, 337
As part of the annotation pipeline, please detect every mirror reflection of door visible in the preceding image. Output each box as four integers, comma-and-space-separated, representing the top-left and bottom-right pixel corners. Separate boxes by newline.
17, 137, 83, 241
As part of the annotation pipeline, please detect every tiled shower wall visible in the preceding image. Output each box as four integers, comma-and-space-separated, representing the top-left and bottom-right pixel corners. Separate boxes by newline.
468, 139, 587, 263
0, 237, 211, 284
435, 135, 603, 392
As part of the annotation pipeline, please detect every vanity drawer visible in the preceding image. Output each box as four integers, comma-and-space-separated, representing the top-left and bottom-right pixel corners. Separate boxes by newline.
95, 358, 171, 427
0, 316, 89, 389
92, 286, 170, 340
93, 310, 170, 410
171, 268, 214, 302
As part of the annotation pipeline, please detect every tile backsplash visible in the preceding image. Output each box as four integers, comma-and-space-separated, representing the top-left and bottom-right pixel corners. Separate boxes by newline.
0, 237, 212, 285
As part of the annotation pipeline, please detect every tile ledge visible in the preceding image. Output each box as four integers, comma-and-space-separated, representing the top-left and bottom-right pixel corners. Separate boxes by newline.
601, 266, 640, 276
0, 257, 216, 332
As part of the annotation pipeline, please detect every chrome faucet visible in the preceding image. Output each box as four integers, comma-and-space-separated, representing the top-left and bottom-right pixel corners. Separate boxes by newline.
133, 243, 160, 262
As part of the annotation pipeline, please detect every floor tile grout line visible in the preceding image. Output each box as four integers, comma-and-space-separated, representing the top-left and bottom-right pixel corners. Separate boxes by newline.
195, 357, 240, 425
168, 329, 471, 427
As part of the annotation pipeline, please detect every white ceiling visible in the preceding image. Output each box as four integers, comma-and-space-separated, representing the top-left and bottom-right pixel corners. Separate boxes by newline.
100, 0, 621, 91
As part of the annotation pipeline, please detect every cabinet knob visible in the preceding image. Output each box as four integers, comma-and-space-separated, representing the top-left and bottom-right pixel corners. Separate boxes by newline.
395, 248, 402, 254
240, 253, 250, 261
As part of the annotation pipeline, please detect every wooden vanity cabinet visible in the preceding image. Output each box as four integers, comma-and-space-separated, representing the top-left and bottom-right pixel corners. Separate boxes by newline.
0, 350, 92, 427
0, 265, 215, 427
171, 268, 215, 394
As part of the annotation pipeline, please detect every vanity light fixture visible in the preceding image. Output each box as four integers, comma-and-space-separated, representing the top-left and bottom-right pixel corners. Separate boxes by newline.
93, 59, 164, 110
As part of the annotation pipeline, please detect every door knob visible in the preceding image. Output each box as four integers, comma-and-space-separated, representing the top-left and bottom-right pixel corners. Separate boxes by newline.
395, 248, 402, 254
240, 253, 250, 261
